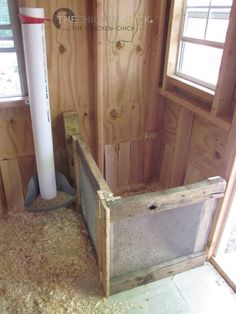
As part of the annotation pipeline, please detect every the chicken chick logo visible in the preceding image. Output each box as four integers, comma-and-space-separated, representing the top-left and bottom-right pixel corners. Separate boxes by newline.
53, 8, 75, 30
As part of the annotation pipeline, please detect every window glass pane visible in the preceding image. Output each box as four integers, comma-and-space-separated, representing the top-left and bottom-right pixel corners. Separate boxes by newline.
0, 52, 21, 97
0, 0, 10, 25
183, 8, 208, 39
0, 29, 13, 39
0, 40, 14, 48
187, 0, 210, 6
211, 0, 232, 6
178, 41, 223, 87
206, 8, 230, 42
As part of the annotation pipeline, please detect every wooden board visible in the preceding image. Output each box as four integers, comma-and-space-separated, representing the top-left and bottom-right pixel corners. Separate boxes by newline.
130, 140, 144, 186
194, 199, 217, 252
184, 164, 205, 185
54, 149, 69, 178
162, 0, 185, 88
159, 100, 181, 188
211, 0, 236, 118
110, 252, 206, 295
0, 107, 34, 160
0, 159, 24, 210
208, 103, 236, 257
169, 108, 194, 187
104, 144, 119, 192
109, 177, 226, 223
161, 99, 180, 144
76, 136, 112, 195
159, 143, 175, 188
103, 0, 166, 148
18, 155, 36, 197
158, 102, 194, 188
118, 142, 131, 189
97, 193, 110, 297
159, 89, 231, 131
93, 0, 105, 172
184, 116, 228, 183
72, 137, 80, 209
103, 0, 148, 144
63, 112, 80, 184
143, 0, 167, 182
105, 139, 148, 193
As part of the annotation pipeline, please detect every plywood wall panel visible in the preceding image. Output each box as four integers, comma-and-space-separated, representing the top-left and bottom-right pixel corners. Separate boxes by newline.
18, 155, 36, 197
0, 107, 34, 159
169, 108, 194, 187
130, 139, 144, 186
104, 144, 119, 191
162, 100, 180, 145
19, 0, 95, 151
118, 142, 131, 189
105, 139, 146, 193
159, 143, 174, 188
158, 100, 181, 187
103, 0, 157, 145
0, 159, 24, 210
184, 164, 205, 185
184, 117, 229, 184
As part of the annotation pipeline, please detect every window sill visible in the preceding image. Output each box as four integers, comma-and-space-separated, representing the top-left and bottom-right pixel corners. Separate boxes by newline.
0, 97, 28, 109
166, 74, 215, 104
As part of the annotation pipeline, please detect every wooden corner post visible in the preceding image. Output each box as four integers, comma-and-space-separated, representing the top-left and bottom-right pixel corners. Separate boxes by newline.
97, 190, 110, 298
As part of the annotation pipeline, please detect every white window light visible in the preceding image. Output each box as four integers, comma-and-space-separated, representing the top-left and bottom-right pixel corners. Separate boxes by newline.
0, 0, 27, 98
176, 0, 232, 90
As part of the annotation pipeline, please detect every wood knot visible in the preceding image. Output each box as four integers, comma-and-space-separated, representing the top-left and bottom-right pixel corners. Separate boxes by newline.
116, 41, 124, 49
59, 45, 66, 54
110, 109, 119, 120
215, 151, 221, 159
136, 45, 142, 53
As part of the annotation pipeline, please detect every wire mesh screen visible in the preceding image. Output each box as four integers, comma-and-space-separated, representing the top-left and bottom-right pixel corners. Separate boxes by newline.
79, 158, 98, 253
110, 201, 215, 277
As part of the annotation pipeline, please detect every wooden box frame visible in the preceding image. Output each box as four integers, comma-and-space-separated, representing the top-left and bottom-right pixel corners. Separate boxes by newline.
72, 134, 226, 297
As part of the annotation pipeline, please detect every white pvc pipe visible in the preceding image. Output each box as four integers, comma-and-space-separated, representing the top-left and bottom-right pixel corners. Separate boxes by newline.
19, 8, 57, 200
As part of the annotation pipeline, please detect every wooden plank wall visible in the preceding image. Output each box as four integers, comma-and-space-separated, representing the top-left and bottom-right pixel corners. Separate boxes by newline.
158, 101, 230, 189
19, 0, 95, 151
158, 0, 236, 191
103, 0, 166, 192
0, 0, 95, 211
1, 0, 235, 211
184, 117, 228, 184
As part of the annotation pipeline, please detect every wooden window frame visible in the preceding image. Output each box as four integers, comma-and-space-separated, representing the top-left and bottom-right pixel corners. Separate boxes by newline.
161, 0, 236, 124
176, 1, 231, 91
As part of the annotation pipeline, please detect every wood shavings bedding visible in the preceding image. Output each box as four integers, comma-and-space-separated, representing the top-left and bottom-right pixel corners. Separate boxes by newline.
31, 191, 72, 209
0, 207, 140, 313
119, 181, 163, 197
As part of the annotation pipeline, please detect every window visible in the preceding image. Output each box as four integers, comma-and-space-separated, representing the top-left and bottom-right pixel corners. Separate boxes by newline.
0, 0, 26, 98
176, 0, 232, 90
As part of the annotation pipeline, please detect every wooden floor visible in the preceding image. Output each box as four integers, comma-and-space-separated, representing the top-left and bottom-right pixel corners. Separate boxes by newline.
0, 207, 235, 313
